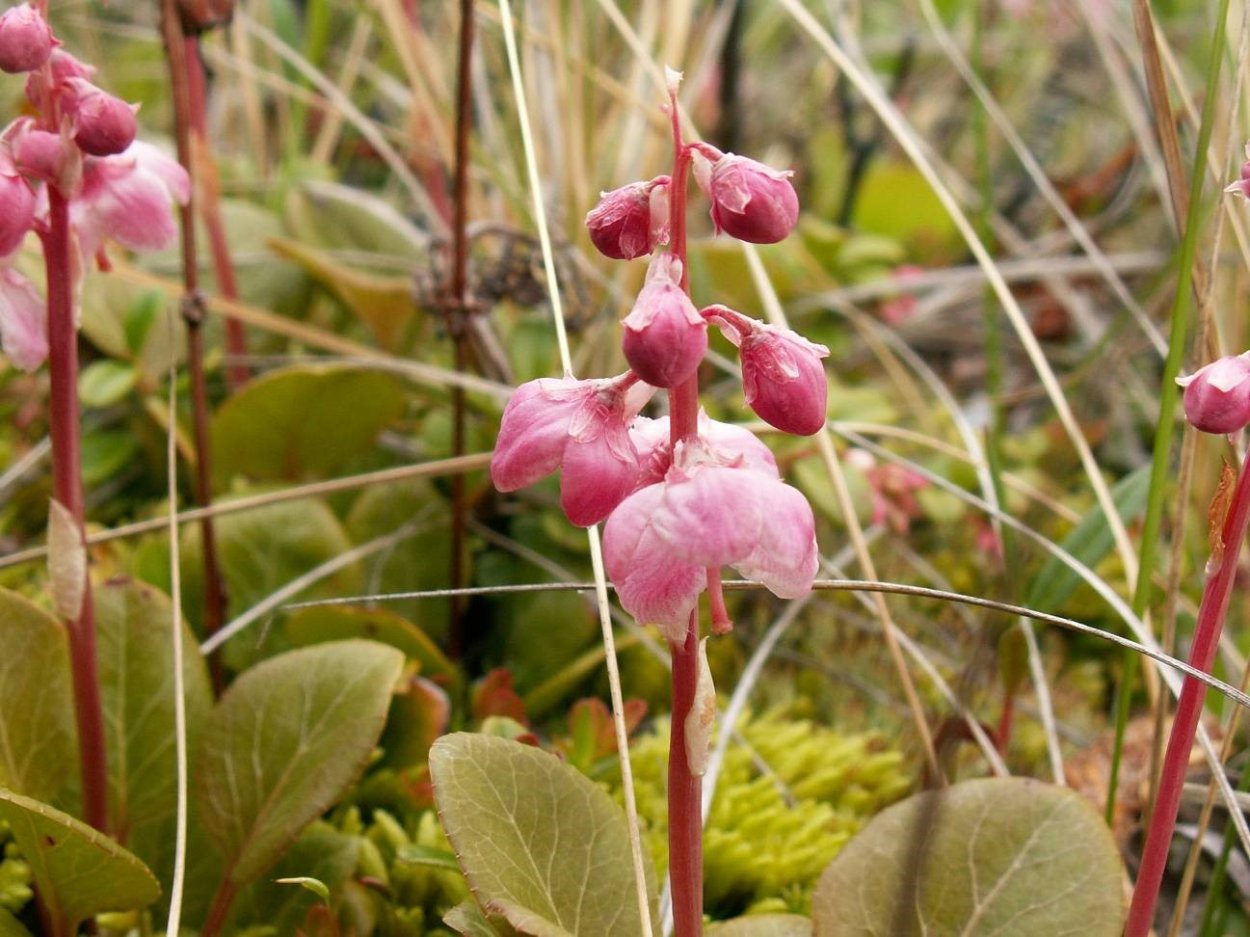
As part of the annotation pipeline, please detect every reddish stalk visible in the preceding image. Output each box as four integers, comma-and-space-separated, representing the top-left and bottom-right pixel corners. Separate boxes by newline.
44, 188, 109, 833
665, 85, 703, 937
160, 0, 228, 692
200, 876, 238, 937
444, 0, 475, 658
1125, 447, 1250, 936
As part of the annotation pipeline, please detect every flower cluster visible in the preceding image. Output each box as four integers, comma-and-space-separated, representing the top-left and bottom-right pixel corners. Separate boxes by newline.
0, 3, 189, 372
491, 81, 827, 641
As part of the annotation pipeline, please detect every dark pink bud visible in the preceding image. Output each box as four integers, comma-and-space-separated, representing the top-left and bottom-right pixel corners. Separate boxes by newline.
0, 4, 54, 74
0, 163, 35, 257
621, 254, 707, 388
697, 150, 799, 244
68, 81, 138, 157
585, 176, 670, 260
739, 325, 829, 435
1177, 354, 1250, 434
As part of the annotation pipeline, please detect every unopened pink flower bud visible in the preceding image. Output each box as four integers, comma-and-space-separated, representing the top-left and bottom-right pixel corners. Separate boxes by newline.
740, 324, 829, 435
0, 4, 54, 74
696, 149, 799, 244
14, 127, 71, 187
585, 176, 670, 260
1177, 354, 1250, 434
0, 162, 35, 257
621, 254, 707, 388
68, 81, 138, 157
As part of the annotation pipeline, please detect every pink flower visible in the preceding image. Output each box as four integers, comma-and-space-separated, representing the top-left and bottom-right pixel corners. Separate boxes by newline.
13, 126, 71, 188
621, 253, 707, 388
0, 4, 54, 75
846, 448, 928, 534
0, 267, 47, 371
1226, 144, 1250, 200
73, 141, 190, 259
604, 434, 817, 638
0, 153, 35, 257
1177, 353, 1250, 435
491, 373, 654, 526
585, 176, 670, 260
631, 412, 778, 489
695, 148, 799, 244
67, 80, 138, 158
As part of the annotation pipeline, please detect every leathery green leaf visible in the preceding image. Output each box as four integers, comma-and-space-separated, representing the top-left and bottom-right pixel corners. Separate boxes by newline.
0, 589, 75, 804
94, 576, 216, 914
0, 789, 160, 936
812, 777, 1124, 936
211, 365, 405, 485
194, 640, 404, 887
430, 733, 657, 937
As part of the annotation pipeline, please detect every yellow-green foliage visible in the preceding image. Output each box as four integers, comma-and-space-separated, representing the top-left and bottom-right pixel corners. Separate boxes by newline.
618, 709, 912, 916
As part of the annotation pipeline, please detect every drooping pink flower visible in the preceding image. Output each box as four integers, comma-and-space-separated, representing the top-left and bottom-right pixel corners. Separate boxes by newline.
631, 412, 778, 489
0, 267, 47, 371
13, 125, 71, 189
67, 80, 138, 157
490, 372, 654, 526
0, 153, 35, 257
621, 253, 706, 388
1226, 144, 1250, 200
72, 141, 190, 259
604, 434, 817, 638
0, 4, 55, 75
846, 448, 928, 534
694, 148, 799, 244
585, 176, 670, 260
1177, 353, 1250, 435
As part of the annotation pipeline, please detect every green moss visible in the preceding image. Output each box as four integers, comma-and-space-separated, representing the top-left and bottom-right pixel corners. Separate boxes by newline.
615, 708, 912, 918
0, 823, 32, 915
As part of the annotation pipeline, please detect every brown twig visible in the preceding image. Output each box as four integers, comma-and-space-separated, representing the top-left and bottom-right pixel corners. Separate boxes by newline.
159, 0, 228, 693
444, 0, 476, 659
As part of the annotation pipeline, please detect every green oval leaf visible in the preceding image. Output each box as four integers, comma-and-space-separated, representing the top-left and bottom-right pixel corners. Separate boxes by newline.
77, 360, 138, 409
812, 777, 1124, 936
0, 789, 160, 935
0, 589, 75, 804
194, 640, 404, 887
211, 366, 405, 484
284, 604, 455, 682
95, 579, 214, 855
430, 733, 656, 937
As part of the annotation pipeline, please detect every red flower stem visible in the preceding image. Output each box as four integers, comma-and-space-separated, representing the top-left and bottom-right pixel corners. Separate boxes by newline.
184, 34, 250, 391
664, 82, 703, 937
1125, 447, 1250, 937
161, 0, 228, 694
668, 624, 703, 937
45, 188, 109, 833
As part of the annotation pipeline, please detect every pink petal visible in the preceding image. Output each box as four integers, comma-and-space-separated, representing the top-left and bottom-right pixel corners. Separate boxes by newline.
732, 481, 818, 599
490, 377, 586, 491
0, 267, 47, 371
560, 431, 640, 526
653, 464, 762, 567
604, 485, 704, 639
